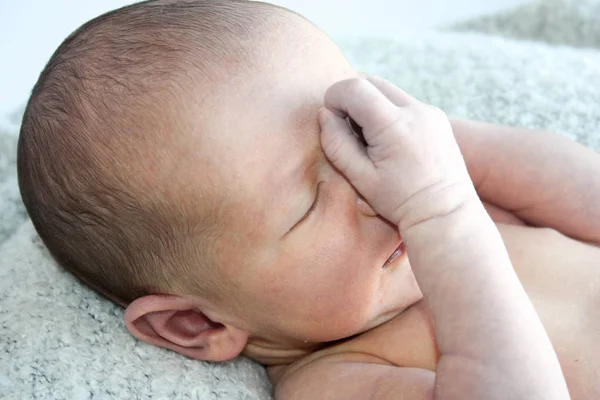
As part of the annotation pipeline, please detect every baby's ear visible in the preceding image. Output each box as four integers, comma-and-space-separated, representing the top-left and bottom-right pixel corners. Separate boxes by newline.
124, 294, 248, 362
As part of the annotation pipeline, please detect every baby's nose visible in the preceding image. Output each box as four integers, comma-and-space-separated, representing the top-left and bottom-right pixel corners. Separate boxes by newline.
357, 193, 377, 217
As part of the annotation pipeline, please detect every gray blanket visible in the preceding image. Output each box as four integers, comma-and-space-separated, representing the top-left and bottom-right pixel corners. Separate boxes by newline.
2, 0, 599, 398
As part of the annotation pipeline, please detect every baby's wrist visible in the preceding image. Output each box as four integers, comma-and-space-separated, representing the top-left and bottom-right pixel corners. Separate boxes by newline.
394, 181, 481, 234
399, 195, 496, 252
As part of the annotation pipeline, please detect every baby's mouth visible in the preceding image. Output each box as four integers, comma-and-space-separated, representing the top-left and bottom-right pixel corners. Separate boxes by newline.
382, 242, 406, 268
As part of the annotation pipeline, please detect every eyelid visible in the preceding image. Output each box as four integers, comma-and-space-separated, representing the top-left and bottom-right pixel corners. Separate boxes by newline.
290, 181, 322, 231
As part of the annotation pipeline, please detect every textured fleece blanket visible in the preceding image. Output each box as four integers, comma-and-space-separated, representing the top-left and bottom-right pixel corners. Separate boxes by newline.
2, 0, 600, 398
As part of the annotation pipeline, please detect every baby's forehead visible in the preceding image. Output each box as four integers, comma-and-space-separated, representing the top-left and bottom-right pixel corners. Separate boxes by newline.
193, 82, 320, 159
191, 106, 320, 223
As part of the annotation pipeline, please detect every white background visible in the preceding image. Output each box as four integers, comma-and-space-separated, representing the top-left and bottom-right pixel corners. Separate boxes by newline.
0, 0, 532, 118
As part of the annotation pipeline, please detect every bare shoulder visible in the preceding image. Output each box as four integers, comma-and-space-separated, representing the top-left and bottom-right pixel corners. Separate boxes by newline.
274, 353, 435, 400
496, 220, 599, 250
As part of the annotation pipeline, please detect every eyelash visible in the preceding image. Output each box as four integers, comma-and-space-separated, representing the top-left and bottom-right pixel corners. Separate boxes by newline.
297, 181, 322, 225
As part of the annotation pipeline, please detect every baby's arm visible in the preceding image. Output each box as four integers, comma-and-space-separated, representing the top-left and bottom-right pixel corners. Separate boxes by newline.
452, 119, 600, 244
289, 77, 570, 400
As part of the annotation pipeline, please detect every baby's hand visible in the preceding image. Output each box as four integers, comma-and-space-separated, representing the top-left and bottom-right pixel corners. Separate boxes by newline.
319, 76, 476, 232
319, 77, 571, 400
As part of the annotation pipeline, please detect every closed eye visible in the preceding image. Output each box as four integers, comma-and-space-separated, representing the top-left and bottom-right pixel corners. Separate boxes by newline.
289, 181, 322, 232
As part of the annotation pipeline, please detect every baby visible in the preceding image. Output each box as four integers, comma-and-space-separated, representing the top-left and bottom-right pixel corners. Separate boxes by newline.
16, 0, 599, 398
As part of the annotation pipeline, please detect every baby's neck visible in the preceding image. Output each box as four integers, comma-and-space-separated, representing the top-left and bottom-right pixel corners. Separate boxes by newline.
243, 337, 325, 366
243, 333, 370, 387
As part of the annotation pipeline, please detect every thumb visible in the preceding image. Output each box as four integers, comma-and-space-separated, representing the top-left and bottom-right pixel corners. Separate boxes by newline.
318, 108, 375, 188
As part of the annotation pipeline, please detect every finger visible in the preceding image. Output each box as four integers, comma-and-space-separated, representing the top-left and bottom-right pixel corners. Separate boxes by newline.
323, 78, 401, 139
365, 76, 416, 107
318, 108, 376, 188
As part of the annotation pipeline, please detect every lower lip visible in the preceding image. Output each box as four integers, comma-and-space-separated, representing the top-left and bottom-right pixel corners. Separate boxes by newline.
383, 242, 406, 268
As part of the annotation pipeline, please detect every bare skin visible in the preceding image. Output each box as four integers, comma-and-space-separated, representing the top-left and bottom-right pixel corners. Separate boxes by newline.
269, 220, 600, 400
264, 115, 600, 399
121, 14, 599, 399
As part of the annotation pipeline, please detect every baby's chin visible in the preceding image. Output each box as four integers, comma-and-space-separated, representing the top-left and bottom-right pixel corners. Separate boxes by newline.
315, 307, 411, 346
368, 307, 410, 331
315, 274, 423, 344
340, 292, 423, 339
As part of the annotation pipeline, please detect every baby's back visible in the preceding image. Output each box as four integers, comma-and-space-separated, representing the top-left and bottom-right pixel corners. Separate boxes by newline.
274, 223, 600, 399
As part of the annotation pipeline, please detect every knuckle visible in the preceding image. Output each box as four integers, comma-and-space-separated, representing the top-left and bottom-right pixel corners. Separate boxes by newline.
346, 77, 370, 98
395, 109, 416, 132
379, 108, 415, 136
425, 104, 448, 120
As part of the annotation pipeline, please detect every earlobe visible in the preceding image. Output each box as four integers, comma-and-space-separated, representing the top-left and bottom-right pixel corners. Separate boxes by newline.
124, 294, 248, 361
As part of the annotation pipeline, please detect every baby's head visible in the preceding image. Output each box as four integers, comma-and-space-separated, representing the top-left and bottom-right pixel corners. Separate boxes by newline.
18, 0, 421, 363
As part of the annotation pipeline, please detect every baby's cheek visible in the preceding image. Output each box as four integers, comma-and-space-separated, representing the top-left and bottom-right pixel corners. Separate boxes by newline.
306, 257, 375, 336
